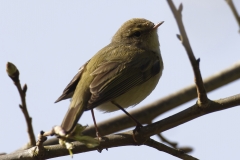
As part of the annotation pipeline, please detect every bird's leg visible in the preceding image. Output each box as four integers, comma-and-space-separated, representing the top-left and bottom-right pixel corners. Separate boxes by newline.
111, 101, 143, 131
91, 109, 101, 140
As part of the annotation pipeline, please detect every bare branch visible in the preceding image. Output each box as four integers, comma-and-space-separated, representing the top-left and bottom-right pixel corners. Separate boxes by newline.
4, 93, 240, 159
1, 133, 197, 159
156, 133, 193, 153
167, 0, 208, 106
141, 93, 240, 138
145, 138, 198, 160
226, 0, 240, 32
157, 133, 176, 148
6, 62, 36, 147
153, 118, 193, 153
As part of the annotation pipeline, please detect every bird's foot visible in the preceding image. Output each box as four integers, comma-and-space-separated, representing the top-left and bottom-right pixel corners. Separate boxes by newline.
132, 123, 143, 143
96, 131, 102, 141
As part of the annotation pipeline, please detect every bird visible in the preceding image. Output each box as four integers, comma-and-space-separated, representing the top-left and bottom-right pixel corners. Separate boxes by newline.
55, 18, 164, 137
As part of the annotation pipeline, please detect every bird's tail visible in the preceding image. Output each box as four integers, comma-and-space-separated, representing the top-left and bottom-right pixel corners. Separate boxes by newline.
61, 97, 85, 134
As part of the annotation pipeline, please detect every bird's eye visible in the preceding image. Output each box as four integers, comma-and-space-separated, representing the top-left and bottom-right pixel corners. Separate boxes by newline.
133, 31, 141, 37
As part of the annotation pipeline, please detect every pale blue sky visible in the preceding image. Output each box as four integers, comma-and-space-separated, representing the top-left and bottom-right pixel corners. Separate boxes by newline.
1, 1, 240, 159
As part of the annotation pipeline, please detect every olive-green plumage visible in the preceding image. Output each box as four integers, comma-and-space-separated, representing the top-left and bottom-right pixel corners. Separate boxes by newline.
56, 18, 164, 134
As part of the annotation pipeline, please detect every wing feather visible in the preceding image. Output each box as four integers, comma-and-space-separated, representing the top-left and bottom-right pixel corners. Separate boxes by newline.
55, 60, 89, 103
87, 51, 160, 109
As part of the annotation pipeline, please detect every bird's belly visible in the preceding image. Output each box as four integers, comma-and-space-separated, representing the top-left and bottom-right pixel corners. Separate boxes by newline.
96, 72, 162, 112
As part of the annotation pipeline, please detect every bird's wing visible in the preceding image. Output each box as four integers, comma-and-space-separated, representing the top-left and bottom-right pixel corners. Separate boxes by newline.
87, 50, 161, 109
55, 60, 90, 103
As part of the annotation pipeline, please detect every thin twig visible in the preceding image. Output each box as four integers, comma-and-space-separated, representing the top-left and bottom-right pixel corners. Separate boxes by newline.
151, 120, 193, 153
157, 133, 177, 148
156, 133, 193, 153
226, 0, 240, 32
145, 138, 198, 160
6, 62, 36, 147
167, 0, 208, 107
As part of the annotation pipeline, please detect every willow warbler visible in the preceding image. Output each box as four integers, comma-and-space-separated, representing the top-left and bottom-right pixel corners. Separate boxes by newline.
55, 18, 164, 135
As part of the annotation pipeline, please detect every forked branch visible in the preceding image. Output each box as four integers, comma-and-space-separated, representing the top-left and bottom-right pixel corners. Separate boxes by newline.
167, 0, 208, 107
6, 62, 36, 147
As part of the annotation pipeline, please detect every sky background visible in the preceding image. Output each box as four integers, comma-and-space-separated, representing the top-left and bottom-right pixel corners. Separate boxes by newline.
0, 0, 240, 159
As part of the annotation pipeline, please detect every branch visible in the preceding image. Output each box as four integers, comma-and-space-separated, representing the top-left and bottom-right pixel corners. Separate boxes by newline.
84, 94, 240, 140
141, 93, 240, 138
145, 138, 197, 160
1, 133, 197, 159
3, 93, 240, 159
157, 133, 177, 148
6, 62, 36, 147
226, 0, 240, 32
167, 0, 208, 106
156, 133, 193, 153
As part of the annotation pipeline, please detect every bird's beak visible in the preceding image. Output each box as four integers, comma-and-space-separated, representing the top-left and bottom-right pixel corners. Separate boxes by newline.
153, 21, 164, 29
